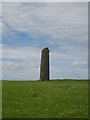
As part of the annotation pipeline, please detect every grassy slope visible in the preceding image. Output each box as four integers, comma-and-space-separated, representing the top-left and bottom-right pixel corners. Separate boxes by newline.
2, 80, 88, 118
0, 81, 2, 119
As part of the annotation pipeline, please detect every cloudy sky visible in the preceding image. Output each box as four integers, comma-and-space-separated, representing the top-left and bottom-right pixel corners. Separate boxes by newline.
0, 2, 88, 80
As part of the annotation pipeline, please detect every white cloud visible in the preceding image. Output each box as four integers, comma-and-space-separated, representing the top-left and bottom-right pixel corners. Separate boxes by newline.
2, 2, 88, 80
1, 0, 89, 2
0, 2, 2, 38
80, 71, 88, 78
72, 59, 87, 67
0, 44, 4, 61
2, 2, 88, 45
3, 61, 40, 80
2, 45, 41, 80
0, 44, 2, 59
0, 61, 2, 80
2, 45, 88, 80
3, 61, 39, 72
3, 45, 40, 60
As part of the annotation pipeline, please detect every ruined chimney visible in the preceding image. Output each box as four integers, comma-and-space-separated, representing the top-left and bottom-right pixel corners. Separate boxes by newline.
40, 47, 50, 81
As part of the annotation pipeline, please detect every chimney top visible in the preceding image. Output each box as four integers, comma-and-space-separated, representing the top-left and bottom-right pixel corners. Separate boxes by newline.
42, 47, 49, 51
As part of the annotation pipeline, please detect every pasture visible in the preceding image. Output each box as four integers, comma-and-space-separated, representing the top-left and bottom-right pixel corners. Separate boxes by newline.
2, 80, 88, 118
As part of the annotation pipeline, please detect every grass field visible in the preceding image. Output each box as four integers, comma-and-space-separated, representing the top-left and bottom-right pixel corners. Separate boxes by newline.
2, 80, 88, 118
0, 81, 2, 119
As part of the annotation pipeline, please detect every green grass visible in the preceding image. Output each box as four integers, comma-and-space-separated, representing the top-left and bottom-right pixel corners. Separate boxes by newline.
2, 80, 88, 118
0, 81, 2, 119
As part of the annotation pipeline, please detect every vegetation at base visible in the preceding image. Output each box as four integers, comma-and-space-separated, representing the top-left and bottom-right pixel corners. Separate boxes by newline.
2, 80, 88, 118
0, 81, 2, 119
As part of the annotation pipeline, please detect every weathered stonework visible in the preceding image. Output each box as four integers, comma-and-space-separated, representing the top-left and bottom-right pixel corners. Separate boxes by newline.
40, 47, 50, 81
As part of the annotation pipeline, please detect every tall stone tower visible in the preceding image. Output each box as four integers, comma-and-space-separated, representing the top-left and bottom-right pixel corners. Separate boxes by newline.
40, 47, 50, 81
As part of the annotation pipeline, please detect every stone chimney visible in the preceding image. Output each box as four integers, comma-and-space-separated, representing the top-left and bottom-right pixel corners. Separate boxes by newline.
40, 47, 50, 81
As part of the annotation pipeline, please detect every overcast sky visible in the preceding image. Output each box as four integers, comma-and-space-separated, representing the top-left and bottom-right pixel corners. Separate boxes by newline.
0, 2, 88, 80
0, 0, 89, 2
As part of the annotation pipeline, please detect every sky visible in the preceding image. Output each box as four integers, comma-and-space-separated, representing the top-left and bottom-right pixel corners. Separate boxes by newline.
0, 2, 88, 80
0, 0, 89, 2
